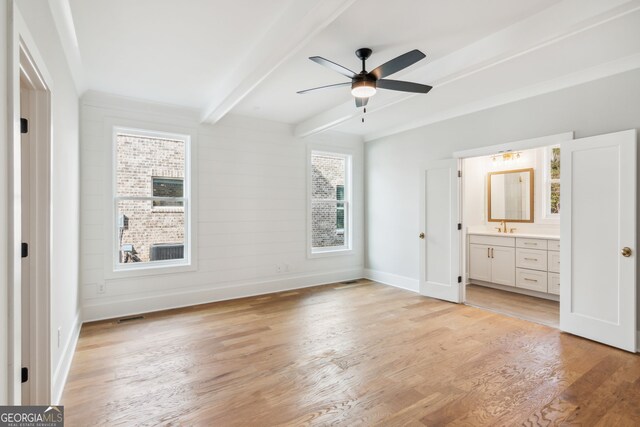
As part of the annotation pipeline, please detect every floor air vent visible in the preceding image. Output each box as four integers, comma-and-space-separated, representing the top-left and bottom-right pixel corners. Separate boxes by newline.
341, 280, 359, 284
117, 315, 145, 324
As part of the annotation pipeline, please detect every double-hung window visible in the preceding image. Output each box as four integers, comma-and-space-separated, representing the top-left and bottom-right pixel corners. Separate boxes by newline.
113, 128, 191, 270
310, 151, 352, 254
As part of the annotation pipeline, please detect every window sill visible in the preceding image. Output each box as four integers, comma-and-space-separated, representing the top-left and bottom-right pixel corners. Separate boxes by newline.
309, 247, 354, 258
106, 259, 196, 279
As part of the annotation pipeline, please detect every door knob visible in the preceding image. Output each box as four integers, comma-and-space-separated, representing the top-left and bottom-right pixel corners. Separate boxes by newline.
621, 247, 632, 257
419, 232, 425, 239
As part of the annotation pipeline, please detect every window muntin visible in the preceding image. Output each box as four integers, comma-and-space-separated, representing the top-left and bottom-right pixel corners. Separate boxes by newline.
310, 151, 351, 253
114, 129, 190, 269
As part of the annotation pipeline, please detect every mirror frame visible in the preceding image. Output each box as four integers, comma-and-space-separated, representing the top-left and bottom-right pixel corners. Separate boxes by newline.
487, 168, 534, 223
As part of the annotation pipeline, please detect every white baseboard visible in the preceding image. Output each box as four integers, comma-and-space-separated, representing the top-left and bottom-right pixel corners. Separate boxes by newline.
364, 269, 419, 293
52, 311, 81, 405
83, 268, 364, 322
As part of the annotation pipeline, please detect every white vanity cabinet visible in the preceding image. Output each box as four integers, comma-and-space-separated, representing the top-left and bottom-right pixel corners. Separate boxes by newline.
468, 244, 492, 282
547, 242, 560, 295
468, 233, 560, 296
468, 235, 515, 286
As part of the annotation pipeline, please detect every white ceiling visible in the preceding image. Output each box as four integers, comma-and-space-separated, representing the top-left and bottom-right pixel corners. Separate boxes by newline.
64, 0, 640, 139
234, 0, 559, 124
69, 0, 294, 108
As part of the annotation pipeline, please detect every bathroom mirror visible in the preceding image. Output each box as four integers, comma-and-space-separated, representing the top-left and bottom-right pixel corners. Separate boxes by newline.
487, 168, 534, 222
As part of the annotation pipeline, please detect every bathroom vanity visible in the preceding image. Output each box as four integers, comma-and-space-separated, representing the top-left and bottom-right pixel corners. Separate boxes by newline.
468, 232, 560, 297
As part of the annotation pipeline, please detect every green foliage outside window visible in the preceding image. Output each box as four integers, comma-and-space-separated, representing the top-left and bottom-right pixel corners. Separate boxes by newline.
550, 147, 560, 179
550, 147, 560, 214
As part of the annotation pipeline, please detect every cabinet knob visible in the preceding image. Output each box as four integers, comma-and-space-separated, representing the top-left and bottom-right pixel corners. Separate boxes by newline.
419, 232, 425, 239
621, 247, 632, 257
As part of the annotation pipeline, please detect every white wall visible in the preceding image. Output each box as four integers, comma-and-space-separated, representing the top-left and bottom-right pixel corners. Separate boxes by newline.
80, 92, 364, 322
12, 0, 81, 404
365, 68, 640, 292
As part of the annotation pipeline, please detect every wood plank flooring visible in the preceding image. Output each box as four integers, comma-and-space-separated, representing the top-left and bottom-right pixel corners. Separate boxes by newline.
62, 280, 640, 426
466, 283, 559, 328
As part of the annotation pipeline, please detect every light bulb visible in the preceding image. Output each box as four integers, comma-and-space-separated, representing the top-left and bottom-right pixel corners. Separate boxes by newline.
351, 81, 377, 98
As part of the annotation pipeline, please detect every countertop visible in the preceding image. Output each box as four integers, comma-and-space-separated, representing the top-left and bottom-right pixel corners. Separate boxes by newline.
467, 231, 560, 240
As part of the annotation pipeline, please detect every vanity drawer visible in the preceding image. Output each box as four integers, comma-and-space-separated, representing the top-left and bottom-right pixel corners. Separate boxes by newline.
516, 248, 548, 271
516, 268, 548, 292
548, 251, 560, 273
516, 238, 548, 250
548, 272, 560, 295
468, 234, 515, 247
548, 240, 560, 251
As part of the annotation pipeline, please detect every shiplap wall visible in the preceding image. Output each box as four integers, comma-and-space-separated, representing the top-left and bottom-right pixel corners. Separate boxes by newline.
80, 92, 364, 321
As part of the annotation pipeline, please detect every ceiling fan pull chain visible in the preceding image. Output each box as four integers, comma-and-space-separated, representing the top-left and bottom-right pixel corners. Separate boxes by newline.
362, 107, 367, 123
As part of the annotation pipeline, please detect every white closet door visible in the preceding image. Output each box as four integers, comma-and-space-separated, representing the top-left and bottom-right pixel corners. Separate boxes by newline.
560, 129, 637, 352
419, 159, 461, 303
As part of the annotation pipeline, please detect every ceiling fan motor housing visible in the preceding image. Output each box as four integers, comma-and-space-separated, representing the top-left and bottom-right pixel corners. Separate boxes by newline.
352, 48, 377, 97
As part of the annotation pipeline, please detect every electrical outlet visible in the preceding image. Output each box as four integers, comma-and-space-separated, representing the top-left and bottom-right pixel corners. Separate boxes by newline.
57, 327, 61, 348
97, 282, 106, 294
284, 264, 290, 272
276, 265, 282, 273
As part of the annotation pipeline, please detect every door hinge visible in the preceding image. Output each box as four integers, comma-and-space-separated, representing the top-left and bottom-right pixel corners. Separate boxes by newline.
20, 118, 28, 134
458, 276, 462, 283
21, 243, 28, 258
457, 223, 462, 230
457, 170, 461, 178
21, 367, 28, 383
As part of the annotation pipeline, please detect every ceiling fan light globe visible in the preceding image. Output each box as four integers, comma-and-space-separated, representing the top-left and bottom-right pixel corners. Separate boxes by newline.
351, 81, 377, 98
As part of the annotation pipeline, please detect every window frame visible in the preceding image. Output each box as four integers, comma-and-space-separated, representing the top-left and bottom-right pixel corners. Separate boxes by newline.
108, 126, 195, 276
308, 149, 353, 257
543, 145, 561, 220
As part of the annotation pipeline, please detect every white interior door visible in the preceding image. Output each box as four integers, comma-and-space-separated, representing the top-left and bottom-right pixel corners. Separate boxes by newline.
419, 159, 461, 302
560, 129, 637, 352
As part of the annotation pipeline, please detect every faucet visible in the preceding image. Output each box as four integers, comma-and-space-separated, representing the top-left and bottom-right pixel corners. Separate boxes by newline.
495, 220, 516, 233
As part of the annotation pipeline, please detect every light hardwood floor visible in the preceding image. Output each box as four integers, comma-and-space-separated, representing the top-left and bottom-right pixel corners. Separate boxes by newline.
465, 283, 559, 328
62, 280, 640, 426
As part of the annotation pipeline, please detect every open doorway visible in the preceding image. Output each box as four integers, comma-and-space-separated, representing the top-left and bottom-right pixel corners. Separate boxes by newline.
420, 131, 637, 352
460, 145, 561, 328
18, 41, 52, 405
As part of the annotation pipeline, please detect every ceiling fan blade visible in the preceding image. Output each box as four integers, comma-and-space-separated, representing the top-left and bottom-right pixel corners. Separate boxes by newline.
297, 82, 351, 94
370, 49, 426, 79
377, 79, 432, 94
309, 56, 357, 79
355, 97, 368, 108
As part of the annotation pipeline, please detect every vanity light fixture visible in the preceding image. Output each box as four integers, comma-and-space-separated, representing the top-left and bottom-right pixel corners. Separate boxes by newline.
491, 151, 521, 162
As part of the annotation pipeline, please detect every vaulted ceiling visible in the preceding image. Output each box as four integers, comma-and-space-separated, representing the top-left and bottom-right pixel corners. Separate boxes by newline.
56, 0, 640, 141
